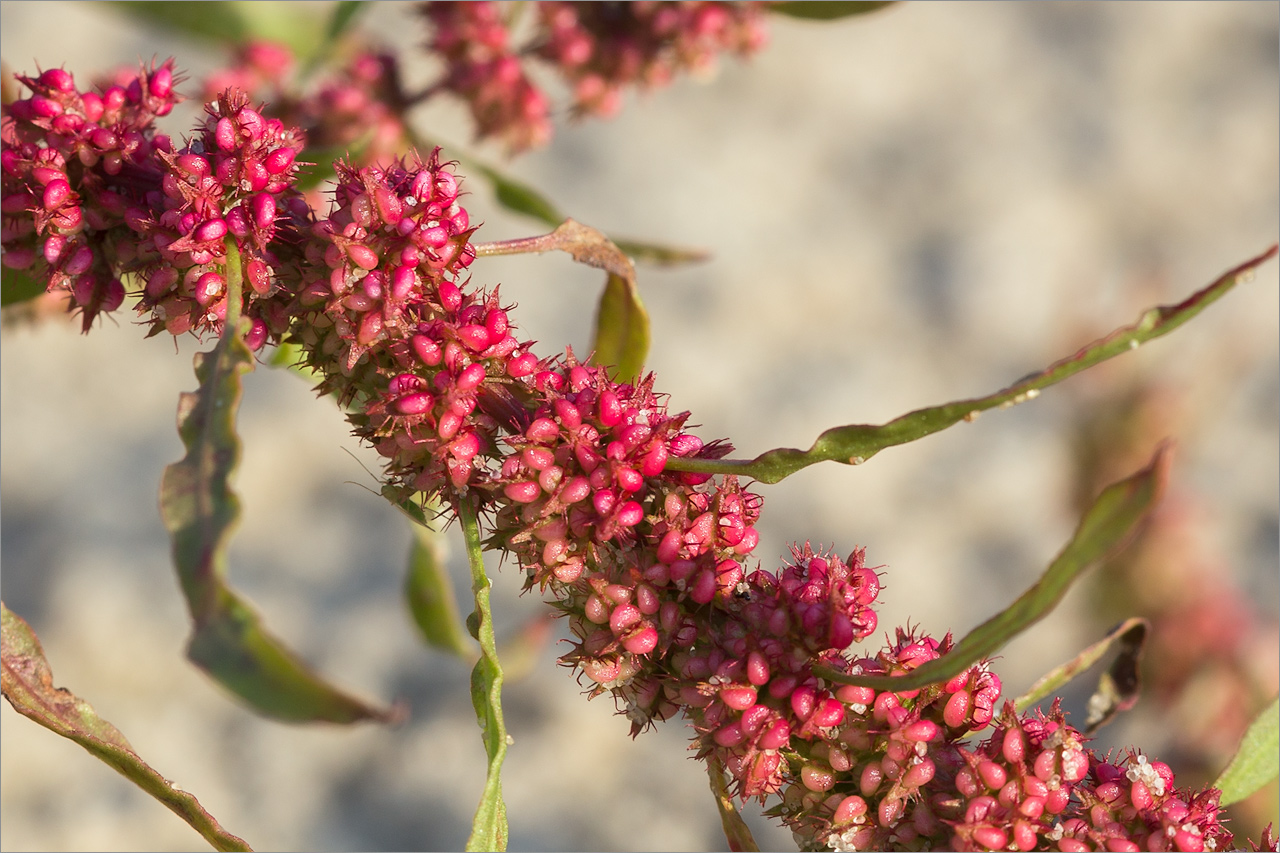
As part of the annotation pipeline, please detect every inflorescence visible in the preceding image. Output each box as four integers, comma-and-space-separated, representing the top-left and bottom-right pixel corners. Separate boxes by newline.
0, 53, 1258, 853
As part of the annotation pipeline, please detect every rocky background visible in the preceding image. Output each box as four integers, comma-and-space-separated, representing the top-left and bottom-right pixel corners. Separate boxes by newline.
2, 2, 1277, 850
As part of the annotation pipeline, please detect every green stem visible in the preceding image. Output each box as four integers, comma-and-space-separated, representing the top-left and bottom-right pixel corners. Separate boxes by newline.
458, 497, 510, 852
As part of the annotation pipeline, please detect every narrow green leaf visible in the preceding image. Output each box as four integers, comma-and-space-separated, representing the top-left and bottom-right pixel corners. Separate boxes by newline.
1215, 696, 1280, 806
476, 164, 565, 227
107, 2, 330, 61
816, 446, 1169, 693
707, 756, 760, 852
1013, 618, 1148, 733
1, 602, 252, 852
770, 1, 897, 21
459, 499, 509, 852
161, 241, 393, 724
612, 238, 711, 267
405, 518, 473, 659
591, 272, 651, 382
1, 267, 44, 307
666, 246, 1279, 484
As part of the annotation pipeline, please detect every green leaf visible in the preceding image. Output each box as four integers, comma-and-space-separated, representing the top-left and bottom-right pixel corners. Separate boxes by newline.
591, 272, 651, 382
816, 446, 1170, 693
612, 238, 711, 267
1215, 696, 1280, 806
458, 500, 509, 852
107, 1, 330, 61
160, 241, 394, 724
770, 1, 897, 21
666, 245, 1280, 484
1013, 617, 1148, 734
405, 517, 473, 659
707, 756, 760, 852
1, 602, 252, 852
475, 163, 564, 227
1, 267, 44, 307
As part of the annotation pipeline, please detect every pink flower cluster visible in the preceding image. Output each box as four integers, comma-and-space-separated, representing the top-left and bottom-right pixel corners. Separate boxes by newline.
2, 59, 1264, 852
422, 0, 768, 150
205, 42, 411, 169
2, 61, 179, 330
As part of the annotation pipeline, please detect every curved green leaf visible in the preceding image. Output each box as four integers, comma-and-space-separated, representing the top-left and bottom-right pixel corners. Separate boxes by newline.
770, 1, 897, 21
458, 499, 509, 852
405, 517, 473, 659
816, 446, 1169, 692
707, 756, 760, 852
161, 241, 394, 724
591, 272, 651, 382
1, 603, 252, 852
1215, 696, 1279, 806
1013, 617, 1148, 733
666, 246, 1279, 484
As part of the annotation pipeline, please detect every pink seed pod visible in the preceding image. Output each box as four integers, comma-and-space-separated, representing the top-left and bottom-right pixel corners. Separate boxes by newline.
719, 686, 757, 711
609, 604, 641, 635
902, 756, 935, 788
346, 242, 380, 271
713, 721, 746, 748
560, 476, 591, 504
457, 362, 487, 390
943, 689, 972, 728
411, 334, 443, 366
833, 795, 868, 827
758, 718, 790, 750
616, 501, 644, 527
195, 218, 228, 243
977, 759, 1007, 791
244, 317, 269, 351
622, 624, 657, 655
537, 465, 563, 493
972, 826, 1008, 852
177, 153, 210, 178
746, 651, 771, 686
395, 393, 434, 415
1003, 726, 1026, 765
811, 697, 845, 728
1033, 749, 1057, 782
148, 64, 174, 98
689, 568, 717, 604
584, 595, 609, 624
802, 764, 835, 792
457, 323, 491, 351
264, 146, 296, 175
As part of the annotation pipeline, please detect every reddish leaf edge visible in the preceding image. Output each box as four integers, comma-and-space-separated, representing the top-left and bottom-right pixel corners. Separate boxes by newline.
1, 602, 253, 852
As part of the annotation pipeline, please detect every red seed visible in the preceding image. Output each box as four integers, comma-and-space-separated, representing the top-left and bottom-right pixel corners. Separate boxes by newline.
395, 393, 434, 415
503, 481, 541, 504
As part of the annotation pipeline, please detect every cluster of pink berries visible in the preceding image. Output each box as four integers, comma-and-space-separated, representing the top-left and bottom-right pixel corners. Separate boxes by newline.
422, 1, 553, 152
422, 0, 768, 150
2, 59, 1264, 852
1, 61, 178, 330
535, 0, 769, 117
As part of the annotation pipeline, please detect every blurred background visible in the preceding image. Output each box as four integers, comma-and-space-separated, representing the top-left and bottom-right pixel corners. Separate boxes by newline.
2, 2, 1276, 850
